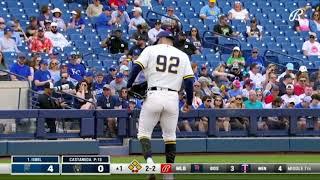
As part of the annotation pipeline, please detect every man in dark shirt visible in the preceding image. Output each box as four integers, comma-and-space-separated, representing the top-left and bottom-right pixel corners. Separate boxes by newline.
213, 15, 237, 36
278, 74, 294, 96
101, 29, 128, 54
97, 84, 121, 137
103, 65, 118, 84
53, 72, 76, 105
38, 82, 68, 133
174, 31, 200, 56
127, 35, 147, 58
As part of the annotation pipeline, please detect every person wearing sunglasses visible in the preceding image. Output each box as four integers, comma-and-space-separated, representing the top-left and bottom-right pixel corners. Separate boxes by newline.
310, 11, 320, 32
302, 32, 320, 56
246, 47, 265, 70
244, 90, 263, 109
66, 51, 86, 82
197, 95, 213, 133
44, 22, 71, 50
161, 6, 180, 32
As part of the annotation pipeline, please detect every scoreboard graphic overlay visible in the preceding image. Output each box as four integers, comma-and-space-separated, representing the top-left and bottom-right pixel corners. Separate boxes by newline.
8, 155, 320, 175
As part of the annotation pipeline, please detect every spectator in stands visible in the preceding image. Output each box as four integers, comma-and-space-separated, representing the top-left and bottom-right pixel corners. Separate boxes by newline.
38, 5, 52, 28
161, 6, 180, 32
111, 5, 130, 27
0, 51, 9, 81
248, 63, 263, 88
242, 79, 254, 99
0, 28, 19, 52
177, 91, 193, 132
128, 7, 146, 31
45, 22, 71, 50
34, 59, 52, 93
261, 64, 277, 88
51, 8, 66, 31
299, 86, 313, 100
92, 72, 106, 97
310, 94, 320, 109
278, 63, 295, 81
128, 35, 147, 57
174, 31, 200, 56
256, 88, 264, 103
38, 82, 68, 133
244, 90, 263, 109
48, 59, 60, 84
193, 81, 201, 99
119, 87, 129, 109
75, 79, 95, 109
228, 1, 249, 21
97, 84, 121, 137
44, 20, 53, 32
294, 74, 309, 96
101, 29, 128, 54
10, 53, 32, 81
264, 84, 280, 108
109, 0, 128, 9
26, 17, 39, 38
246, 47, 265, 71
228, 79, 242, 98
213, 95, 230, 131
198, 77, 213, 98
95, 6, 113, 29
199, 65, 214, 82
310, 69, 320, 90
131, 23, 149, 43
148, 19, 163, 44
264, 97, 289, 130
86, 0, 103, 18
104, 66, 117, 84
296, 65, 309, 82
212, 63, 233, 86
302, 32, 320, 56
228, 95, 248, 130
29, 27, 53, 54
214, 15, 237, 36
281, 84, 300, 106
7, 21, 22, 47
310, 11, 320, 32
246, 18, 263, 39
197, 95, 213, 132
110, 72, 127, 95
200, 0, 220, 22
53, 72, 76, 103
188, 27, 202, 52
226, 46, 245, 67
119, 65, 129, 80
84, 71, 94, 89
294, 12, 310, 32
279, 74, 294, 96
68, 9, 85, 31
0, 17, 5, 36
67, 52, 86, 82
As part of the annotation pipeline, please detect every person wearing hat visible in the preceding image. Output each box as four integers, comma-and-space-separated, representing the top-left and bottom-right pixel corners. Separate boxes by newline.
53, 71, 76, 103
148, 19, 164, 44
174, 31, 200, 56
29, 27, 53, 54
26, 16, 39, 38
127, 35, 147, 58
110, 5, 130, 27
44, 19, 53, 32
295, 96, 312, 109
302, 32, 320, 56
92, 72, 106, 97
200, 0, 221, 21
44, 22, 71, 50
110, 72, 127, 95
68, 9, 85, 31
52, 8, 66, 31
7, 20, 23, 47
120, 65, 129, 79
9, 53, 32, 81
246, 47, 265, 69
96, 84, 121, 137
66, 51, 86, 82
109, 0, 128, 9
101, 29, 129, 54
38, 5, 52, 29
278, 74, 294, 96
228, 79, 243, 98
131, 23, 149, 43
227, 46, 245, 67
278, 63, 295, 81
95, 6, 113, 29
128, 7, 146, 31
0, 27, 19, 52
104, 65, 118, 84
33, 59, 52, 92
281, 84, 300, 106
86, 0, 103, 18
161, 6, 180, 32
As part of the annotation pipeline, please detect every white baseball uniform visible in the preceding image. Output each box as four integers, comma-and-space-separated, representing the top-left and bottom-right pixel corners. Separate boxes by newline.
134, 44, 194, 142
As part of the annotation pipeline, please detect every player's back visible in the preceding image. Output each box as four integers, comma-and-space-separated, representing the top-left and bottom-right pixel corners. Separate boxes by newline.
136, 44, 193, 91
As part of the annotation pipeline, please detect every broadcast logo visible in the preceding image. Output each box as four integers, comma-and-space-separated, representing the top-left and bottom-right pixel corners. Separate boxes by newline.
128, 160, 142, 173
161, 164, 172, 173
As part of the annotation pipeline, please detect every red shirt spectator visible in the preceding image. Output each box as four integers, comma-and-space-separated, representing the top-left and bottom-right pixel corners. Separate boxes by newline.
29, 27, 53, 54
294, 75, 308, 96
109, 0, 127, 9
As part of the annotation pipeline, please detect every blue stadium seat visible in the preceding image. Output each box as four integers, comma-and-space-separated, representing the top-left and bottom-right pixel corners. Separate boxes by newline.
276, 36, 290, 43
220, 54, 230, 62
191, 54, 205, 62
68, 3, 83, 10
202, 48, 215, 55
180, 6, 194, 13
308, 56, 320, 62
184, 12, 198, 19
206, 54, 220, 62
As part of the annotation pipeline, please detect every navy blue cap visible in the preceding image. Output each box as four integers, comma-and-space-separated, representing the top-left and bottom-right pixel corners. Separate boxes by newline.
85, 71, 94, 77
4, 27, 13, 34
132, 49, 142, 56
156, 31, 174, 40
116, 72, 124, 78
109, 65, 117, 71
39, 59, 49, 65
103, 6, 111, 11
17, 52, 26, 58
118, 5, 126, 12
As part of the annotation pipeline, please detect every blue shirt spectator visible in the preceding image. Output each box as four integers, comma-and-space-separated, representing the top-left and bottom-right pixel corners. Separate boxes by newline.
95, 6, 113, 29
97, 84, 121, 109
200, 0, 221, 22
111, 6, 130, 27
10, 53, 32, 81
104, 66, 118, 84
33, 60, 52, 92
246, 48, 265, 69
92, 72, 106, 97
67, 53, 86, 82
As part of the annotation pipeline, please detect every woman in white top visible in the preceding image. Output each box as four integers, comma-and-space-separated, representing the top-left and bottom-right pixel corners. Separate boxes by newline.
228, 1, 249, 21
52, 8, 66, 31
48, 58, 61, 84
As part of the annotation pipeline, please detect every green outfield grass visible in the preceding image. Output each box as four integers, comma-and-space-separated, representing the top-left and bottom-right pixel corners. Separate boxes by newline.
1, 154, 320, 179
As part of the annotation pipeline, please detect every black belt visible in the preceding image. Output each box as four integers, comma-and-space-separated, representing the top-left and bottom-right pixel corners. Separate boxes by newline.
149, 87, 177, 92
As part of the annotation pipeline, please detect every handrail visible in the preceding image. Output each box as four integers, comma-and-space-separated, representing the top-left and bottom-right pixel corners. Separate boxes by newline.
29, 89, 74, 109
202, 31, 236, 52
145, 10, 183, 30
263, 49, 305, 62
203, 30, 241, 46
56, 90, 97, 109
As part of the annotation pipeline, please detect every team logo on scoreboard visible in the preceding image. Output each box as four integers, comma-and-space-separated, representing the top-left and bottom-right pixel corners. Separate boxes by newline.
24, 164, 31, 172
73, 164, 82, 173
128, 159, 142, 173
161, 164, 172, 173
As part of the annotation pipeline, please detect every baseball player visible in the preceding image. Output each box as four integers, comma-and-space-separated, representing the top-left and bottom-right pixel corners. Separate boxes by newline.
127, 31, 194, 173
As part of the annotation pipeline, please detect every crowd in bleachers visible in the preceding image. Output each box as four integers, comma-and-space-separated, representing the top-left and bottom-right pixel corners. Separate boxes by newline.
0, 0, 319, 135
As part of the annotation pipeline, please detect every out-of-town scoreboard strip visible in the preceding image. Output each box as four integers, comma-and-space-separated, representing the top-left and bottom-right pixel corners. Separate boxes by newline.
7, 155, 320, 175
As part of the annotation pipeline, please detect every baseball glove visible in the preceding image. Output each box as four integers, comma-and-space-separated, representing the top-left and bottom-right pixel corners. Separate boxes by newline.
128, 81, 148, 99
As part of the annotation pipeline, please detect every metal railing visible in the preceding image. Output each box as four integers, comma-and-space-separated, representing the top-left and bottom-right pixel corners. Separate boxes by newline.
145, 10, 183, 30
202, 31, 241, 53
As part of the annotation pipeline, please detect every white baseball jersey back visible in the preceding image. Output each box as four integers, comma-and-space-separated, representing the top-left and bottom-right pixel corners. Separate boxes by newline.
134, 44, 194, 91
